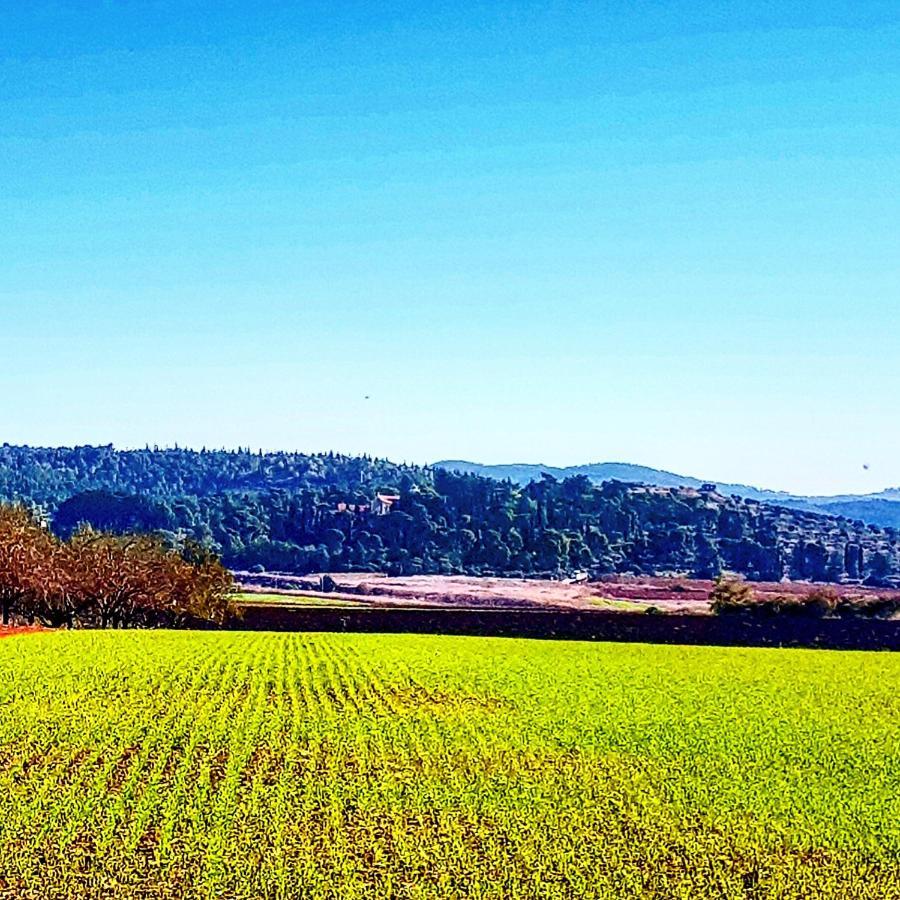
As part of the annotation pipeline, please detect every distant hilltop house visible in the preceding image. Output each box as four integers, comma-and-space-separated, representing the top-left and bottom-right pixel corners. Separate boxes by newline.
335, 502, 369, 514
336, 493, 401, 516
373, 493, 401, 515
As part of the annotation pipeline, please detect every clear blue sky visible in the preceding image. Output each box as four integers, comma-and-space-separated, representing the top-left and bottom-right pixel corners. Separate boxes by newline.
3, 2, 898, 495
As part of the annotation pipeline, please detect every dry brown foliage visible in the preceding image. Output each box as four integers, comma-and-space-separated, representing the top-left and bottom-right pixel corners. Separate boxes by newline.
0, 504, 234, 628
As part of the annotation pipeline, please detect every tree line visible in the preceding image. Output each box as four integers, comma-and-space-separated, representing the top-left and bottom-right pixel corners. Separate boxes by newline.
710, 578, 900, 618
0, 504, 233, 628
1, 445, 899, 585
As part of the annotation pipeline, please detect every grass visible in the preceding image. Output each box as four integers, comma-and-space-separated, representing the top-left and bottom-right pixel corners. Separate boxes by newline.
587, 596, 650, 612
0, 632, 899, 898
236, 592, 358, 607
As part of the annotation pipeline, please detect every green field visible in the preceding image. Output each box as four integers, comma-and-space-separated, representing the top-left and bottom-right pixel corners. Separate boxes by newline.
236, 592, 358, 607
1, 633, 899, 899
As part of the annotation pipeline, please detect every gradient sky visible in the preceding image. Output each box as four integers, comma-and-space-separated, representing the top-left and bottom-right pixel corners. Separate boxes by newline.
3, 2, 899, 495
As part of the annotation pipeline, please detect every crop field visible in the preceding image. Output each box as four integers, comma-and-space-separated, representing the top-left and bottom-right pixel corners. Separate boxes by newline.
236, 592, 357, 607
0, 634, 899, 899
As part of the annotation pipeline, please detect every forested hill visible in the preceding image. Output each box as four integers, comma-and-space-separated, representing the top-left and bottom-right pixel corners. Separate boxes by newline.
1, 445, 899, 586
0, 445, 416, 502
435, 461, 900, 528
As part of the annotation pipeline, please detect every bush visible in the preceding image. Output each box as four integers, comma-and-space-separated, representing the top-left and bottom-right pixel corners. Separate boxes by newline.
710, 581, 838, 618
746, 591, 835, 618
835, 594, 900, 619
796, 588, 839, 618
708, 583, 898, 619
709, 578, 756, 615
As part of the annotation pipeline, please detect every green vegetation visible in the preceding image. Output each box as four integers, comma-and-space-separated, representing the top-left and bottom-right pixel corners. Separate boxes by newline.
2, 444, 899, 584
587, 596, 648, 612
1, 632, 899, 898
711, 578, 900, 619
236, 592, 357, 607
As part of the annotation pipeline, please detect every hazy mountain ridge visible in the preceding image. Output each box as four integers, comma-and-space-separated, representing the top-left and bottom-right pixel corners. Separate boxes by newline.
434, 461, 900, 527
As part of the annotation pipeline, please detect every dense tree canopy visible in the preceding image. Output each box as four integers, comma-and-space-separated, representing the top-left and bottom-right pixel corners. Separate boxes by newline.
1, 445, 899, 585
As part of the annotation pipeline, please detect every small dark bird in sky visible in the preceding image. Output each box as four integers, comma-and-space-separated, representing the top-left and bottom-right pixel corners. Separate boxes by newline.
364, 395, 371, 400
863, 464, 870, 471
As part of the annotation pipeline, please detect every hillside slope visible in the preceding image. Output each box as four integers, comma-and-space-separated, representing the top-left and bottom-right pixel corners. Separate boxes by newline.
435, 460, 900, 526
1, 445, 898, 585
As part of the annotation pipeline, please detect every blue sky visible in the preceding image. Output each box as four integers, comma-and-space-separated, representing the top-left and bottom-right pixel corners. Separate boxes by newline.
3, 2, 899, 495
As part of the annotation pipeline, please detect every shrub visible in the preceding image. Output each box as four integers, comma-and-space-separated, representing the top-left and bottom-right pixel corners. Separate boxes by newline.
798, 588, 839, 618
750, 591, 836, 618
710, 584, 868, 619
835, 594, 900, 619
709, 578, 756, 615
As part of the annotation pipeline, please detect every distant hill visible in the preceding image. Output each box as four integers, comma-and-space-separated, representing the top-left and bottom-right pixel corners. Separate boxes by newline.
434, 459, 807, 503
434, 460, 900, 528
812, 499, 900, 530
1, 445, 899, 584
